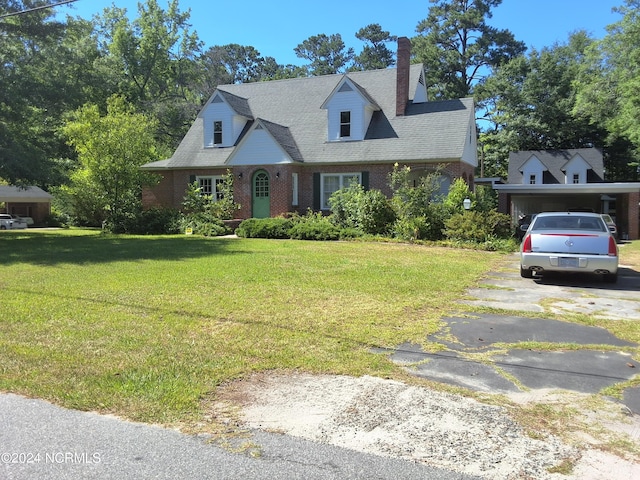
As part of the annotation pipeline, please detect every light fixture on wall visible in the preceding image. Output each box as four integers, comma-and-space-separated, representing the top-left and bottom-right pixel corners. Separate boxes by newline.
275, 172, 280, 179
237, 172, 243, 179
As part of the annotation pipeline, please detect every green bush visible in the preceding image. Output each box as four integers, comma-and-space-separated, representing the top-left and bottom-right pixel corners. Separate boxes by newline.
392, 217, 430, 242
179, 213, 229, 237
444, 210, 513, 243
289, 212, 341, 240
133, 208, 181, 234
236, 217, 293, 239
329, 184, 395, 235
338, 227, 364, 240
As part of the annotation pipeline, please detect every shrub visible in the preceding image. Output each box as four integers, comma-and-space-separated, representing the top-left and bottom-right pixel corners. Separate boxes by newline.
133, 208, 181, 234
444, 210, 513, 243
179, 213, 229, 237
236, 217, 293, 239
289, 212, 341, 240
329, 183, 395, 235
392, 217, 430, 242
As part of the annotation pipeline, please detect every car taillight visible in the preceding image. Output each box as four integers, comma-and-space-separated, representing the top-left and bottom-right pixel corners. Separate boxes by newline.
608, 236, 617, 256
522, 235, 532, 253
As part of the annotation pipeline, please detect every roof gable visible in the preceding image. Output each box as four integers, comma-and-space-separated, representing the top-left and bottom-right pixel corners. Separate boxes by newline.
320, 75, 380, 111
561, 153, 592, 172
227, 119, 300, 165
520, 155, 547, 173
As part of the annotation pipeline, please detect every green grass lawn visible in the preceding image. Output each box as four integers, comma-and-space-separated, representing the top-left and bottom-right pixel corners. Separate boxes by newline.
0, 229, 501, 426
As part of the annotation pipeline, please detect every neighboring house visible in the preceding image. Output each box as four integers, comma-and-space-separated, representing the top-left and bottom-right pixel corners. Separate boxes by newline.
141, 38, 478, 219
493, 148, 640, 240
0, 185, 52, 226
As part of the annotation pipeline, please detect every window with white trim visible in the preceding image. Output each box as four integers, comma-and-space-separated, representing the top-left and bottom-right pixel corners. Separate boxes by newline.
197, 175, 225, 200
321, 173, 361, 209
572, 173, 580, 184
213, 121, 223, 145
339, 111, 351, 138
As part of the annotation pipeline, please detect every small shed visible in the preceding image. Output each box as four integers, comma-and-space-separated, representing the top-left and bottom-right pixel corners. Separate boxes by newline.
0, 186, 53, 225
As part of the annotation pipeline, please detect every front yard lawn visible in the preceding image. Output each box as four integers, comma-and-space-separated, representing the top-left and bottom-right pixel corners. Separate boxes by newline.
0, 229, 500, 426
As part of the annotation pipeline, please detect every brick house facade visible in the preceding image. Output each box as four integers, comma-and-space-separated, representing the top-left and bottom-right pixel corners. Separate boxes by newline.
141, 38, 478, 219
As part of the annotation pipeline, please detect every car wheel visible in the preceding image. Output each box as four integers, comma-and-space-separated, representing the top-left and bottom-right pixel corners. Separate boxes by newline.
603, 272, 618, 283
520, 266, 533, 278
0, 225, 6, 230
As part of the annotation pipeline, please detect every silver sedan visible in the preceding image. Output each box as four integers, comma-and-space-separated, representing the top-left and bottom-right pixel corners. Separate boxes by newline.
520, 212, 619, 283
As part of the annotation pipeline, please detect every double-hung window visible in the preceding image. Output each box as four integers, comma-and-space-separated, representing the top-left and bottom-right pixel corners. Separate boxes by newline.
321, 173, 361, 209
197, 176, 224, 200
339, 111, 351, 138
213, 121, 223, 145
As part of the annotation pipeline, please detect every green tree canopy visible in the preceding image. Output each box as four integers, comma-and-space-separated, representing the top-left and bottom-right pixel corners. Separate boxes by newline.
294, 33, 355, 75
412, 0, 525, 99
477, 32, 608, 178
0, 2, 95, 185
93, 0, 202, 148
574, 0, 640, 177
352, 24, 397, 71
61, 95, 164, 229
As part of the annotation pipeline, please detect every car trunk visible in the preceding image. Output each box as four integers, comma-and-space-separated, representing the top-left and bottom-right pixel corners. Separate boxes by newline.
528, 232, 613, 255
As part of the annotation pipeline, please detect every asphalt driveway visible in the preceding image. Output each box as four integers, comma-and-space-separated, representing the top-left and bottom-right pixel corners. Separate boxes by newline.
386, 253, 640, 413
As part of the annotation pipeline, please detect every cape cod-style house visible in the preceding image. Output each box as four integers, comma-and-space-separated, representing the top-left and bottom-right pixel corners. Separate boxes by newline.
141, 38, 478, 219
493, 148, 640, 240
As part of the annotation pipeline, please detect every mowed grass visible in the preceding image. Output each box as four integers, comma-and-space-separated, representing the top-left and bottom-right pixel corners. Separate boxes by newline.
0, 229, 499, 426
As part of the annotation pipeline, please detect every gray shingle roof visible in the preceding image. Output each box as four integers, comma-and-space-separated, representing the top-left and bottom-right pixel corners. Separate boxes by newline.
0, 185, 53, 202
507, 148, 605, 184
144, 64, 475, 170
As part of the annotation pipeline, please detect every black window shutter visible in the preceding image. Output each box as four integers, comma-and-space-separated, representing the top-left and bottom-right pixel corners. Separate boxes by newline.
313, 173, 321, 210
361, 171, 370, 191
189, 175, 196, 185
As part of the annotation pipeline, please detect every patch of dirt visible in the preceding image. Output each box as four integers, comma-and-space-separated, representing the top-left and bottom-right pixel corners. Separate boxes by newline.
214, 373, 640, 480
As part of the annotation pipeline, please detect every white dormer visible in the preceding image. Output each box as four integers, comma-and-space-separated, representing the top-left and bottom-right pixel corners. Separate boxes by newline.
201, 91, 251, 148
321, 77, 380, 142
520, 155, 547, 185
562, 154, 590, 184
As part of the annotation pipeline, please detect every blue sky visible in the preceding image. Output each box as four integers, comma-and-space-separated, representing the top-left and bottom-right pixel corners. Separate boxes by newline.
58, 0, 624, 65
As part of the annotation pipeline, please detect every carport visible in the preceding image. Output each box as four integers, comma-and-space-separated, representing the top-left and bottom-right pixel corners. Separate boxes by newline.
495, 183, 640, 240
0, 186, 53, 226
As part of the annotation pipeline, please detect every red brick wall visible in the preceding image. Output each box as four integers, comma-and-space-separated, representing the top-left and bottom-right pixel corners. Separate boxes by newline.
142, 171, 175, 208
142, 161, 475, 219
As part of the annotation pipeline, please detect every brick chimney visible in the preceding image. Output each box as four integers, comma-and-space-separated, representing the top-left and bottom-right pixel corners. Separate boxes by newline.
396, 37, 411, 117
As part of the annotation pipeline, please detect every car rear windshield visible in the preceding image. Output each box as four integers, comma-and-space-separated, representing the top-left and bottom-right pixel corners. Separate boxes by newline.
531, 215, 607, 232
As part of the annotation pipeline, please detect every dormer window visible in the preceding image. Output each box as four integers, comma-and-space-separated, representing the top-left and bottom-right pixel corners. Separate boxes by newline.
213, 121, 223, 145
572, 173, 580, 184
529, 174, 537, 185
340, 111, 351, 138
322, 77, 380, 142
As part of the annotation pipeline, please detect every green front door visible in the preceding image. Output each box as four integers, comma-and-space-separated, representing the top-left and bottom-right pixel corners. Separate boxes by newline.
252, 171, 270, 218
